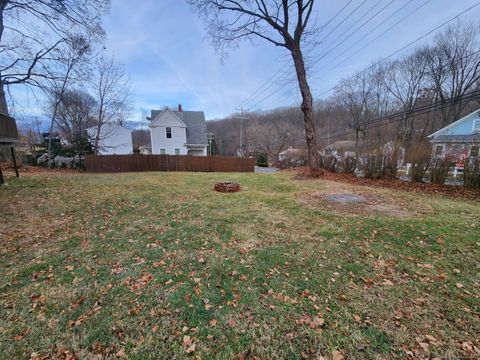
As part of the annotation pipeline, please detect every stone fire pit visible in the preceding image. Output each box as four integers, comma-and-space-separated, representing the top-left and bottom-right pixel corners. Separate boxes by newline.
214, 181, 241, 193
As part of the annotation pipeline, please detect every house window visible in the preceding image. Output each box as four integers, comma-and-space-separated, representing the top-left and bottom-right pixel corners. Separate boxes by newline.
160, 148, 166, 155
435, 145, 444, 156
175, 148, 180, 155
166, 127, 172, 139
474, 120, 480, 133
470, 145, 479, 157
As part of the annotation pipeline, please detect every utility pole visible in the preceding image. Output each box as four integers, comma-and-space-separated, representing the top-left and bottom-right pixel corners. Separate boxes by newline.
234, 107, 248, 157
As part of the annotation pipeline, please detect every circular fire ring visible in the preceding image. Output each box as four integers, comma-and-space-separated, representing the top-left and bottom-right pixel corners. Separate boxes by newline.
214, 181, 241, 193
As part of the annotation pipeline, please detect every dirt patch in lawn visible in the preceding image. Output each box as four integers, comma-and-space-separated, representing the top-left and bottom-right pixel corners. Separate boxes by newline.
300, 181, 434, 218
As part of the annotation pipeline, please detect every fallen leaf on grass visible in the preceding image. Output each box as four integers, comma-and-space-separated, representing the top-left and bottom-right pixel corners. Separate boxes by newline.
286, 333, 294, 342
209, 319, 217, 327
71, 296, 85, 309
130, 274, 154, 292
152, 260, 166, 267
111, 264, 124, 275
416, 263, 434, 269
332, 350, 344, 360
14, 327, 31, 340
310, 316, 325, 329
461, 341, 480, 356
382, 279, 394, 286
436, 237, 445, 245
182, 335, 196, 353
30, 352, 47, 360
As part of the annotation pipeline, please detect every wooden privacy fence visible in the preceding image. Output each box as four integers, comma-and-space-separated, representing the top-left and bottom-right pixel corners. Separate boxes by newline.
85, 155, 256, 173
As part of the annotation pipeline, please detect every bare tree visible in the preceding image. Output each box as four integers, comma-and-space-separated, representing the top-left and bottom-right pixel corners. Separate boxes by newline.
91, 57, 133, 154
0, 0, 110, 116
426, 23, 480, 127
51, 88, 96, 154
334, 71, 372, 148
188, 0, 319, 172
246, 121, 289, 163
385, 49, 429, 149
132, 129, 151, 153
45, 37, 91, 166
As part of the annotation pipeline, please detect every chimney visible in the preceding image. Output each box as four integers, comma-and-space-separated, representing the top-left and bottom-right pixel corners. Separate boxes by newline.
178, 104, 183, 112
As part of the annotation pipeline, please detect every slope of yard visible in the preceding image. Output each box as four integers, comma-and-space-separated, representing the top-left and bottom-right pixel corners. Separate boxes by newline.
0, 171, 479, 359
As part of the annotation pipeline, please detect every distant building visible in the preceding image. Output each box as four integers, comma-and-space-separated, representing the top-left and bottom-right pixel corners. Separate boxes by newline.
279, 147, 304, 162
86, 123, 133, 155
41, 132, 61, 144
428, 109, 480, 168
148, 105, 208, 156
323, 140, 358, 158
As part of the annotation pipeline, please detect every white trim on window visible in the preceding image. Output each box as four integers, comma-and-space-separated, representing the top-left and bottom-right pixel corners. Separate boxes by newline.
434, 144, 444, 157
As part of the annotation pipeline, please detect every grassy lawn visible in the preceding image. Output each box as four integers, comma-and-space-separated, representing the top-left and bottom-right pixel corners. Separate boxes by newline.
1, 171, 479, 359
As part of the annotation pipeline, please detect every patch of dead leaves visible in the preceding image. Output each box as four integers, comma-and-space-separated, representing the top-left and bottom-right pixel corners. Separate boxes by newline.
296, 314, 325, 329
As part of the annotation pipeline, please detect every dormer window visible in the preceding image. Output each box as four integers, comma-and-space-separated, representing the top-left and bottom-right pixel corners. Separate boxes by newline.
473, 119, 480, 133
166, 127, 172, 138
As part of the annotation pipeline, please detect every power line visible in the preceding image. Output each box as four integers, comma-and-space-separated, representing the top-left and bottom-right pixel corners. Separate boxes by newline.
246, 0, 394, 111
319, 89, 480, 141
235, 0, 361, 110
319, 48, 480, 140
245, 0, 480, 112
247, 0, 408, 110
311, 0, 428, 85
308, 0, 397, 71
313, 0, 480, 102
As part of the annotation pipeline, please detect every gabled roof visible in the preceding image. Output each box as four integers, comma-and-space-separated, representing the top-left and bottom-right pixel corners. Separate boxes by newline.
428, 109, 480, 139
430, 134, 480, 143
149, 108, 207, 145
174, 111, 207, 145
150, 108, 187, 128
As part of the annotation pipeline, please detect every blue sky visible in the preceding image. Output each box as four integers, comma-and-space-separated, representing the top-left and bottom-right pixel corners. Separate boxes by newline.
11, 0, 480, 126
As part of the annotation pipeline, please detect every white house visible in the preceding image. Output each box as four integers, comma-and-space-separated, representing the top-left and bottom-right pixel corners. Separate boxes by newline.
86, 123, 133, 155
148, 106, 208, 156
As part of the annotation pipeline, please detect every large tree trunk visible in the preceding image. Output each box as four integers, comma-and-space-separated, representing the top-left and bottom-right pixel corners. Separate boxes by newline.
291, 44, 318, 172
